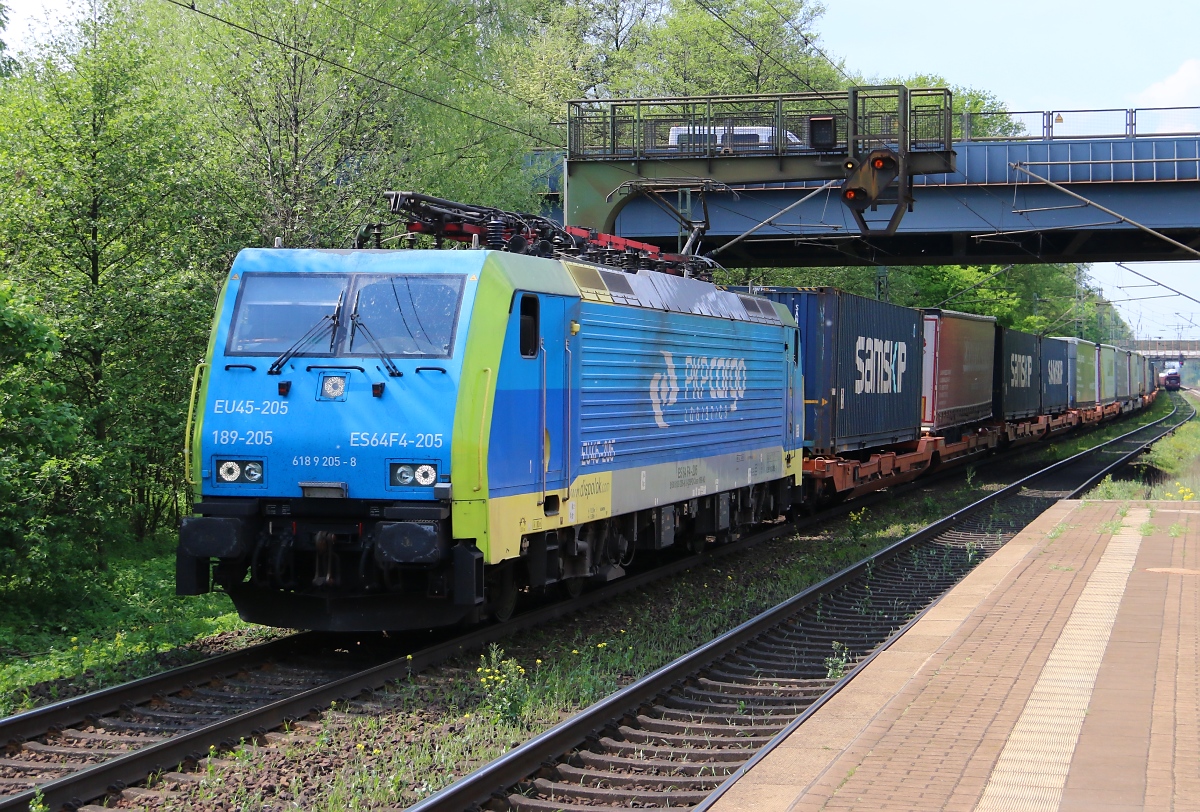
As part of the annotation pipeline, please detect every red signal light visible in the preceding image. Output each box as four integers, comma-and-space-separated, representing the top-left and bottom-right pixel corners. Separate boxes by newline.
844, 189, 858, 200
872, 157, 886, 169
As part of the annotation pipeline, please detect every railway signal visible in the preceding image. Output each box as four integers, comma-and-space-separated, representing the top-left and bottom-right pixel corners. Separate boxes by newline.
840, 148, 908, 235
841, 149, 899, 212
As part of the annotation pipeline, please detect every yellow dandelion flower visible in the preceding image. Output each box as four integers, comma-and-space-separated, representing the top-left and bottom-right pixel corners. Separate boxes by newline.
572, 649, 579, 654
356, 743, 365, 751
597, 642, 607, 648
536, 659, 542, 665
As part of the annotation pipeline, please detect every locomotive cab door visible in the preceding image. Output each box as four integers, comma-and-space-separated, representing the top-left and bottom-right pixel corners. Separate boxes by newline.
788, 327, 802, 454
539, 296, 568, 500
517, 293, 568, 512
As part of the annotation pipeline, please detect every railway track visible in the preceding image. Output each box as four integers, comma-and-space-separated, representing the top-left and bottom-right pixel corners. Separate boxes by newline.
406, 394, 1193, 812
0, 485, 910, 811
0, 399, 1183, 811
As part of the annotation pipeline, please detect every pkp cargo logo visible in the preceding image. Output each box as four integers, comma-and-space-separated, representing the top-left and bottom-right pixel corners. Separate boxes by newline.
650, 351, 680, 428
651, 352, 747, 428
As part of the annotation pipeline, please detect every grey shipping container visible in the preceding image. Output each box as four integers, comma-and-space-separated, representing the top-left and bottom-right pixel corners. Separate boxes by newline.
1099, 344, 1118, 404
1041, 337, 1070, 415
1115, 348, 1132, 399
1132, 352, 1146, 396
736, 287, 923, 455
922, 309, 996, 432
1056, 337, 1097, 408
993, 326, 1041, 420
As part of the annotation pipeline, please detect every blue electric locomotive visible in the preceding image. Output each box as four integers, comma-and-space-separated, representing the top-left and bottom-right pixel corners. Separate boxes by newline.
179, 196, 803, 631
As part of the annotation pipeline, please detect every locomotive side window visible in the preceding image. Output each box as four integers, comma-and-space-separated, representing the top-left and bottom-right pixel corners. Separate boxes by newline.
520, 295, 539, 358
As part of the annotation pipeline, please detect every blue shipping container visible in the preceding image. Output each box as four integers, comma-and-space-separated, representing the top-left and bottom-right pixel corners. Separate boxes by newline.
736, 287, 923, 455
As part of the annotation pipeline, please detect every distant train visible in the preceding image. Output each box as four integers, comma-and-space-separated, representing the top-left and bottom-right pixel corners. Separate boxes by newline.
176, 194, 1156, 632
1161, 367, 1182, 391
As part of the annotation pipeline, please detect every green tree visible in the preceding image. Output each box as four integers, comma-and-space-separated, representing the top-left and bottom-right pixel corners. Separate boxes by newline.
170, 0, 545, 248
643, 0, 843, 97
0, 1, 17, 77
0, 284, 95, 585
0, 0, 215, 550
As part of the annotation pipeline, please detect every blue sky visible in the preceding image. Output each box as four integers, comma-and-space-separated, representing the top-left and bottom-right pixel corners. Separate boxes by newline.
5, 0, 1199, 337
817, 1, 1200, 340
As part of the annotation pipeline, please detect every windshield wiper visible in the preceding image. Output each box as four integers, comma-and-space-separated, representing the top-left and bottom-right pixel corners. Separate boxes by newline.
267, 290, 344, 376
349, 291, 403, 377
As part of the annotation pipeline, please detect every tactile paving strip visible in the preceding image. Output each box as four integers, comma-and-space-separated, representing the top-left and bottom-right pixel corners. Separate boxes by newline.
974, 507, 1149, 812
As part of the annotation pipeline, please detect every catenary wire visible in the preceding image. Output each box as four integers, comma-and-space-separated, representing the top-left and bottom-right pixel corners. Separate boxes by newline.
161, 0, 567, 149
307, 0, 562, 118
756, 0, 856, 86
687, 0, 849, 110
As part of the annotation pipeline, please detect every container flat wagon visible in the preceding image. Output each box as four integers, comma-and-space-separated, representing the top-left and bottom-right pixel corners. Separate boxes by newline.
734, 287, 922, 455
921, 309, 996, 435
1099, 344, 1119, 406
993, 326, 1040, 421
1041, 337, 1071, 416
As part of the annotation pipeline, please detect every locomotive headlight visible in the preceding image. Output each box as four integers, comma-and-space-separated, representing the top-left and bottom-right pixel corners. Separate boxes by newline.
394, 464, 415, 486
415, 464, 437, 486
322, 375, 347, 398
215, 458, 264, 485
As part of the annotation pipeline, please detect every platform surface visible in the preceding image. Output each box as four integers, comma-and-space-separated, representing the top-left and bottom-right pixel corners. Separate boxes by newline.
710, 499, 1200, 812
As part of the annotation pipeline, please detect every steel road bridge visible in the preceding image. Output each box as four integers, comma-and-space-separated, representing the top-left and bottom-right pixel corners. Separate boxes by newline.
558, 88, 1200, 267
1121, 340, 1200, 362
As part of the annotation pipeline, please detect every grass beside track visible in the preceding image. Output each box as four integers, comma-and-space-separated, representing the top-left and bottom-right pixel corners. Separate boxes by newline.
1086, 391, 1200, 502
0, 540, 259, 716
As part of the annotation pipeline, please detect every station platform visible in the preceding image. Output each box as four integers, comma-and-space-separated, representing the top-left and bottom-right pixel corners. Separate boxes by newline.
710, 499, 1200, 812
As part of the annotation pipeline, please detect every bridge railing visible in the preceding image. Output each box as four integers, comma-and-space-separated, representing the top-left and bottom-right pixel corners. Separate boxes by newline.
961, 106, 1200, 141
566, 87, 953, 160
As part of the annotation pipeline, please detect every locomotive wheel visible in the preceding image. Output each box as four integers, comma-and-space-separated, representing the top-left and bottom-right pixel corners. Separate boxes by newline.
561, 576, 585, 599
488, 564, 518, 622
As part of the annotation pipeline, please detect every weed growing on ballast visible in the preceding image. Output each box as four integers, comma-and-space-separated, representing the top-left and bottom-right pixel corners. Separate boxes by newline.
825, 642, 851, 680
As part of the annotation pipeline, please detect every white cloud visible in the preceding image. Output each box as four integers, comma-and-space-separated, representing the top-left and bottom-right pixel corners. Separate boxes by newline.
1135, 59, 1200, 107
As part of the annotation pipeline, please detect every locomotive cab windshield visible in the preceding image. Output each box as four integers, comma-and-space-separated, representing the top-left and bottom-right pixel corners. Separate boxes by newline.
228, 271, 465, 359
